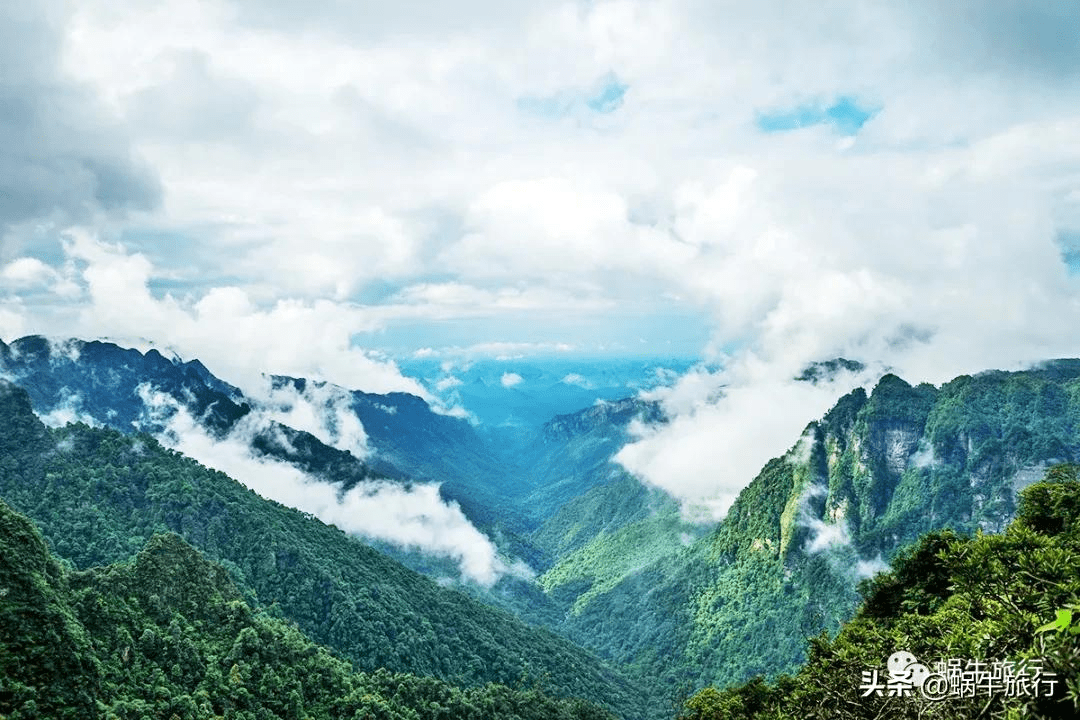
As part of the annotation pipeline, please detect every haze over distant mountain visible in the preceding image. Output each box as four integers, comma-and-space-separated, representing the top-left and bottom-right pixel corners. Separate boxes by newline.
5, 334, 1080, 715
397, 355, 696, 429
0, 335, 540, 586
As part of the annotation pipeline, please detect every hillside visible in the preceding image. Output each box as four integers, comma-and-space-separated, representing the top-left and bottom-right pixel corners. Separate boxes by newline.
678, 464, 1080, 719
0, 496, 618, 720
7, 336, 1080, 714
542, 365, 1080, 702
0, 335, 548, 576
0, 380, 650, 718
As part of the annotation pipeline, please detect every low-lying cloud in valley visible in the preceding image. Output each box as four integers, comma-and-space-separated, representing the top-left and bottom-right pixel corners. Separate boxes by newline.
250, 377, 371, 460
617, 361, 877, 520
36, 389, 102, 429
135, 383, 519, 586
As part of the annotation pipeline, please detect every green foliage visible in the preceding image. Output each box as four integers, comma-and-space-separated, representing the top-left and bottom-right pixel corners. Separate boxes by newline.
0, 381, 646, 718
679, 465, 1080, 719
0, 497, 618, 720
544, 366, 1080, 711
0, 497, 99, 718
857, 530, 957, 619
539, 498, 696, 614
1036, 605, 1080, 636
1016, 464, 1080, 536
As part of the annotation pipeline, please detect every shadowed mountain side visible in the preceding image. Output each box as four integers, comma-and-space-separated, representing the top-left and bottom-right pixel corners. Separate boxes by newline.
0, 380, 653, 719
0, 336, 548, 567
0, 496, 623, 720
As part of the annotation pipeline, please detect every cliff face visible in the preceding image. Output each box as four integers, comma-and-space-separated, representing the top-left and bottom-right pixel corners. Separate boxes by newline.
779, 368, 1078, 561
553, 364, 1080, 700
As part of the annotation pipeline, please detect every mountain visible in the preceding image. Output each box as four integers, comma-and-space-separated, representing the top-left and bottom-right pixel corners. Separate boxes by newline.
0, 380, 651, 718
0, 336, 387, 489
0, 335, 548, 572
536, 365, 1080, 704
0, 335, 249, 433
679, 464, 1080, 719
523, 397, 666, 529
6, 333, 1080, 714
0, 495, 620, 720
513, 399, 708, 620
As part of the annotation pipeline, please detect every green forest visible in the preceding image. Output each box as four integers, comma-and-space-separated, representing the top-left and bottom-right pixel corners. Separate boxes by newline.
0, 496, 616, 720
0, 380, 648, 719
678, 465, 1080, 719
4, 355, 1080, 719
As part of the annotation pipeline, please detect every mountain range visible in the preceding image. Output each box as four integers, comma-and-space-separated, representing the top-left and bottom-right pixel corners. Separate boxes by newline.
2, 335, 1079, 718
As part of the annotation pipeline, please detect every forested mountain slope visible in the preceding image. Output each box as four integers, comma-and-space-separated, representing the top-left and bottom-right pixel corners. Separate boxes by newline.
0, 380, 650, 719
7, 335, 1080, 716
0, 335, 547, 572
546, 364, 1080, 703
0, 496, 619, 720
679, 465, 1080, 719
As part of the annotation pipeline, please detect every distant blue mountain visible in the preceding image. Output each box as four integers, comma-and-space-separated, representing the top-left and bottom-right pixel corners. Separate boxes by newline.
397, 356, 695, 428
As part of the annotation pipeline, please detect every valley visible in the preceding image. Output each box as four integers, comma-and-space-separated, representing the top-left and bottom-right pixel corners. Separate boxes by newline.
1, 336, 1078, 718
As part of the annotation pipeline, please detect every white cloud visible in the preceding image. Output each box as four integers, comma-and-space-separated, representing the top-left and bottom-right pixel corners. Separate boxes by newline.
909, 441, 937, 470
855, 556, 889, 580
36, 389, 101, 428
0, 258, 80, 298
803, 514, 851, 554
500, 372, 523, 388
2, 257, 55, 286
618, 362, 873, 519
135, 383, 523, 585
248, 377, 370, 459
0, 304, 27, 340
6, 0, 1080, 523
53, 231, 427, 398
435, 376, 463, 392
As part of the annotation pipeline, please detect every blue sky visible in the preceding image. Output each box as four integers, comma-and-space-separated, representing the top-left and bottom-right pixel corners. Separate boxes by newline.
3, 0, 1080, 511
756, 97, 877, 135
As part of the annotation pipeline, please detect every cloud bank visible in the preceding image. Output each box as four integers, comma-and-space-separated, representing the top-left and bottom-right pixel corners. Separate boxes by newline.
4, 1, 1080, 519
617, 361, 876, 519
136, 383, 518, 586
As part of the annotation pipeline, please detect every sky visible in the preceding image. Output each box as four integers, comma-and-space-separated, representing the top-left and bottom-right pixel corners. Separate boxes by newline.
4, 0, 1080, 519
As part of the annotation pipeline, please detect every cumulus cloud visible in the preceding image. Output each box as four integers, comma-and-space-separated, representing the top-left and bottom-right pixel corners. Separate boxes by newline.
7, 0, 1080, 522
49, 231, 427, 398
0, 2, 159, 247
500, 372, 523, 388
136, 383, 521, 585
2, 258, 56, 287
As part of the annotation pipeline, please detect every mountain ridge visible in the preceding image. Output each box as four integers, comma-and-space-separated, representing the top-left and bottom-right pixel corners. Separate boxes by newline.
0, 379, 652, 717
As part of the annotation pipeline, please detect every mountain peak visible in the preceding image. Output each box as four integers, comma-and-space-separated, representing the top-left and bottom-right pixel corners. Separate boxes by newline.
796, 357, 866, 384
542, 396, 664, 442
